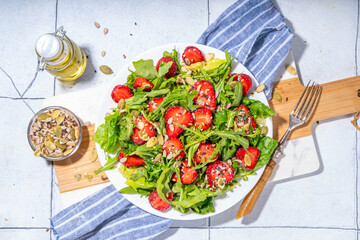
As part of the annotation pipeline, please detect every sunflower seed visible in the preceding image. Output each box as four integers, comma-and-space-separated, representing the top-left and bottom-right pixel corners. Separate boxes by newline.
157, 134, 164, 145
167, 153, 173, 159
101, 50, 106, 57
154, 153, 162, 164
136, 121, 144, 130
169, 124, 174, 132
94, 21, 100, 28
229, 81, 238, 89
99, 65, 113, 75
119, 157, 127, 163
167, 117, 173, 125
185, 76, 195, 86
163, 150, 167, 158
103, 28, 109, 35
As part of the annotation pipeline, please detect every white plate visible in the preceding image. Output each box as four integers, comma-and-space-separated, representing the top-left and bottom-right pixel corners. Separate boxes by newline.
95, 42, 273, 220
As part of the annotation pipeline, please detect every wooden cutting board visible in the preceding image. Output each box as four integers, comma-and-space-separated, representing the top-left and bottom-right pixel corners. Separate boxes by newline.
54, 76, 360, 193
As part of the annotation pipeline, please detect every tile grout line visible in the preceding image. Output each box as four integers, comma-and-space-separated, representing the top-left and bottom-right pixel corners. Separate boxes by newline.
207, 0, 210, 27
169, 226, 359, 231
0, 66, 21, 97
0, 96, 45, 100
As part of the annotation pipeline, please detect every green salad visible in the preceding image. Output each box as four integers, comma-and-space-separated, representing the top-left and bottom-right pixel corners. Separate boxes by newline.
93, 46, 277, 214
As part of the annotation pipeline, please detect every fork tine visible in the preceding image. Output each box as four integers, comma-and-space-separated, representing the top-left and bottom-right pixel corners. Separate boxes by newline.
294, 82, 315, 117
298, 84, 317, 119
291, 81, 311, 115
303, 85, 321, 121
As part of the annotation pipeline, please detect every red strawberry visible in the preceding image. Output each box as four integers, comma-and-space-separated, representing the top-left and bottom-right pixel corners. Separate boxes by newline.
131, 115, 156, 145
236, 147, 260, 170
147, 96, 164, 113
193, 142, 218, 164
156, 57, 177, 78
182, 46, 204, 65
229, 73, 252, 96
180, 161, 198, 184
233, 104, 257, 134
206, 161, 235, 190
133, 77, 154, 91
191, 80, 216, 111
193, 107, 213, 130
119, 154, 145, 167
148, 190, 173, 211
162, 137, 185, 160
165, 106, 193, 137
111, 85, 133, 103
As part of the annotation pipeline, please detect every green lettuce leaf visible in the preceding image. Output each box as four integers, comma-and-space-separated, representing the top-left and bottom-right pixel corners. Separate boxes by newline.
133, 59, 157, 80
255, 136, 278, 169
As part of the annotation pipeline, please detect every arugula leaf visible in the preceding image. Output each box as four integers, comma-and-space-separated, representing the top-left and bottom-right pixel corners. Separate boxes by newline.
255, 136, 278, 169
231, 82, 243, 107
156, 167, 175, 203
94, 152, 119, 175
133, 59, 157, 80
242, 98, 276, 119
119, 186, 138, 194
191, 197, 215, 214
163, 49, 181, 70
157, 61, 173, 78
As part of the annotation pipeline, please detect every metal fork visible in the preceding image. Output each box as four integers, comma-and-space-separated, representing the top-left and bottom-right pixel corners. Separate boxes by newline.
236, 81, 322, 219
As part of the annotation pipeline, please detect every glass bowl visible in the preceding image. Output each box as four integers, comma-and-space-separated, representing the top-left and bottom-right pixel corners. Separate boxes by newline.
27, 106, 83, 161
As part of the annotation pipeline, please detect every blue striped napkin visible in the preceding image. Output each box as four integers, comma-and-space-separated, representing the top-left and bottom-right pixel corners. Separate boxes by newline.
198, 0, 294, 99
50, 0, 293, 239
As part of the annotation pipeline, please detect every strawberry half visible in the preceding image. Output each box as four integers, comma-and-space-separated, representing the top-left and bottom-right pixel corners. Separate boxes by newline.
165, 106, 193, 137
182, 46, 204, 65
156, 57, 177, 78
147, 96, 164, 113
236, 147, 260, 170
180, 161, 198, 184
131, 115, 156, 145
191, 80, 216, 111
229, 73, 252, 96
233, 104, 256, 134
206, 161, 235, 190
162, 137, 185, 160
148, 190, 174, 211
133, 77, 154, 91
193, 142, 218, 164
193, 107, 213, 130
111, 85, 133, 103
119, 154, 145, 167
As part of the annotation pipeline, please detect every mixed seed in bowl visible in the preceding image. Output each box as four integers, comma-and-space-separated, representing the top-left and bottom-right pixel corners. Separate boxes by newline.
28, 107, 81, 160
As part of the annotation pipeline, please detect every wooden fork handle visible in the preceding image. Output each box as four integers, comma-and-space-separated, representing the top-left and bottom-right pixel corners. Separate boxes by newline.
236, 160, 277, 219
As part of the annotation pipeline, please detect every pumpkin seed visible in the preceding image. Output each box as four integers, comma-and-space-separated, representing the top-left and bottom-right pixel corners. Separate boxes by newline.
89, 148, 98, 162
75, 127, 80, 140
60, 138, 68, 144
273, 91, 282, 102
117, 99, 125, 109
260, 126, 268, 137
94, 21, 100, 28
255, 84, 266, 93
185, 76, 195, 86
138, 131, 149, 141
66, 141, 76, 146
56, 115, 65, 125
244, 154, 252, 166
131, 110, 140, 117
157, 134, 164, 145
119, 109, 128, 115
83, 172, 93, 181
74, 174, 81, 181
146, 137, 157, 147
255, 117, 265, 125
101, 50, 106, 57
37, 113, 50, 121
45, 141, 56, 151
55, 126, 62, 137
217, 177, 225, 189
99, 65, 113, 75
51, 110, 60, 119
64, 148, 73, 156
229, 81, 238, 89
54, 141, 66, 150
70, 129, 76, 140
204, 53, 215, 62
286, 65, 297, 75
47, 135, 54, 143
154, 153, 162, 164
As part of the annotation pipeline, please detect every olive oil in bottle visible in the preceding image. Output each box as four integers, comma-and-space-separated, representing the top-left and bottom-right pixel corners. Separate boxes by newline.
35, 26, 87, 81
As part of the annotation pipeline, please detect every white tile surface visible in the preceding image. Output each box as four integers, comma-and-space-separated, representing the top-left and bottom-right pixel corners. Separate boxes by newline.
0, 229, 50, 240
156, 228, 208, 240
210, 228, 358, 240
0, 99, 51, 227
54, 0, 208, 95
